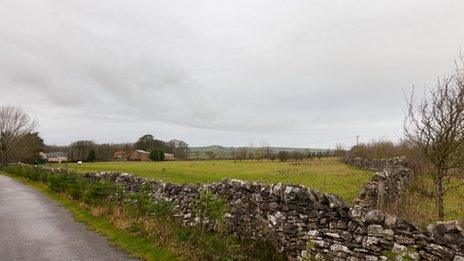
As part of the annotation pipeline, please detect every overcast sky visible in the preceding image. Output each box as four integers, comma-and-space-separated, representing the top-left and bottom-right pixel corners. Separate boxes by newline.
1, 1, 464, 148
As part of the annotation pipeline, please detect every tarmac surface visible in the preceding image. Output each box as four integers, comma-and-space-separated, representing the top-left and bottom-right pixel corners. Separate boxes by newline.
0, 174, 136, 261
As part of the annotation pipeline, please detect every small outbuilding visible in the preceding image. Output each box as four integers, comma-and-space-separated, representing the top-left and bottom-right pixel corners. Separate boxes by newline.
113, 150, 127, 161
130, 150, 150, 161
47, 152, 68, 163
164, 153, 176, 161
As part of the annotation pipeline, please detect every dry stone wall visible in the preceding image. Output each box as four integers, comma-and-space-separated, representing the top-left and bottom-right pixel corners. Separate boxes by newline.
16, 165, 464, 260
343, 157, 413, 209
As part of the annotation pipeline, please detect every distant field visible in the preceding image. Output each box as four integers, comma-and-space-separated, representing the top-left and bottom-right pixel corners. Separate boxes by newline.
53, 158, 373, 202
188, 145, 331, 160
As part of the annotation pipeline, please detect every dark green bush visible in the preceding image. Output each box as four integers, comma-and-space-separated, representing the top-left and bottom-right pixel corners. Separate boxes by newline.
3, 165, 24, 176
191, 190, 228, 227
126, 191, 155, 217
152, 199, 174, 218
82, 181, 116, 205
37, 169, 48, 182
149, 148, 165, 161
125, 185, 174, 218
25, 168, 39, 181
47, 173, 67, 193
67, 178, 87, 200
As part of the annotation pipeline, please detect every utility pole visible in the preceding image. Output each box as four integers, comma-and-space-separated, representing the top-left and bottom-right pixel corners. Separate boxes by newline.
356, 135, 359, 147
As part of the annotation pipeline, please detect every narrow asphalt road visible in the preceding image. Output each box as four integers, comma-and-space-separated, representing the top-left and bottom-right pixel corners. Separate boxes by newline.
0, 174, 136, 261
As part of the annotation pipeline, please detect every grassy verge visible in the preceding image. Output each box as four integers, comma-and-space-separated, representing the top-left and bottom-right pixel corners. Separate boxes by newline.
1, 171, 176, 261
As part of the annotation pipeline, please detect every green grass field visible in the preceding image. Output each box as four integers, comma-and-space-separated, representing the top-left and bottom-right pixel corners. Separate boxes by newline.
53, 158, 373, 202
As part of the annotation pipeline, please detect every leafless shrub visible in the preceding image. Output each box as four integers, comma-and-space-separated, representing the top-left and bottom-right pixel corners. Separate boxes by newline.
0, 106, 37, 165
349, 139, 411, 159
404, 54, 464, 221
334, 143, 346, 157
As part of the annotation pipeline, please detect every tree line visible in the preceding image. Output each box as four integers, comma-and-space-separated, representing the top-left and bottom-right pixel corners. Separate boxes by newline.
200, 147, 334, 161
0, 107, 189, 165
46, 134, 189, 162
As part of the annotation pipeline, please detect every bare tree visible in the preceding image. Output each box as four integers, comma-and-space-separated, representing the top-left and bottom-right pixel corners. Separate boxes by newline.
248, 143, 256, 160
167, 139, 189, 160
335, 143, 345, 157
0, 106, 37, 165
205, 150, 216, 160
404, 55, 464, 221
68, 140, 95, 161
277, 151, 289, 162
259, 139, 271, 160
235, 148, 248, 162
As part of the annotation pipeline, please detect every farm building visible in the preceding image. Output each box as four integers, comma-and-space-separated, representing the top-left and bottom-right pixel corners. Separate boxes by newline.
47, 152, 68, 163
164, 153, 176, 160
130, 150, 150, 161
113, 150, 127, 160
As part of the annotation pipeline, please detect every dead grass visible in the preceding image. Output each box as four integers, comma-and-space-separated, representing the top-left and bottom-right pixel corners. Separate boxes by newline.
80, 203, 202, 260
383, 179, 464, 227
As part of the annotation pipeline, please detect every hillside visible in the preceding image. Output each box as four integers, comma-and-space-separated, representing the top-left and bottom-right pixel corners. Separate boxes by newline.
188, 145, 331, 160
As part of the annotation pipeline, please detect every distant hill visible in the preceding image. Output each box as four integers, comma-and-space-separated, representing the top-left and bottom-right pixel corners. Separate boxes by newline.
188, 145, 331, 160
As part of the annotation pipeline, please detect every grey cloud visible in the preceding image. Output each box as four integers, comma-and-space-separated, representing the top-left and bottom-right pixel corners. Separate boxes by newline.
1, 0, 464, 147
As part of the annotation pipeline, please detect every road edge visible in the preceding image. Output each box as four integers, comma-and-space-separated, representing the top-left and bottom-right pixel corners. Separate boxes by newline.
0, 171, 177, 261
